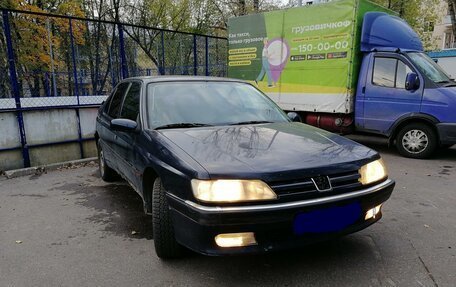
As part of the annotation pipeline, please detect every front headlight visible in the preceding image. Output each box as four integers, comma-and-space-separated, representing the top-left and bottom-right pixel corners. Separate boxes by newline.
358, 159, 388, 185
191, 179, 277, 203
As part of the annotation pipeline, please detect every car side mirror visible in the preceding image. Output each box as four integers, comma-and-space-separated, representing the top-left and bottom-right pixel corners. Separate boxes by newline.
405, 72, 420, 91
110, 118, 138, 132
287, 112, 302, 122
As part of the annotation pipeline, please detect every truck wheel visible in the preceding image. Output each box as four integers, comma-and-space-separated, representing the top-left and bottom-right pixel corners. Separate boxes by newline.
152, 177, 183, 259
395, 123, 437, 159
97, 141, 119, 182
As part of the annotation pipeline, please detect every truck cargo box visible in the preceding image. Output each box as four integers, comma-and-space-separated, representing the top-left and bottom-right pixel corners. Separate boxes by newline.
227, 0, 392, 114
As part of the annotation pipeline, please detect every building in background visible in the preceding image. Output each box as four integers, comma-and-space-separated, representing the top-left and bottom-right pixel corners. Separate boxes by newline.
428, 50, 456, 78
432, 1, 455, 50
428, 1, 456, 78
298, 0, 331, 5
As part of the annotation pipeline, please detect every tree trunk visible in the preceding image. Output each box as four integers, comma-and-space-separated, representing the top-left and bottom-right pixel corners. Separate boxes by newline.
253, 0, 259, 12
239, 0, 246, 16
0, 31, 10, 98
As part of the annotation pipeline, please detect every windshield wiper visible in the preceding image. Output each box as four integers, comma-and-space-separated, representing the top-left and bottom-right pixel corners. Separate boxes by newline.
436, 80, 450, 84
229, 120, 272, 126
154, 123, 213, 130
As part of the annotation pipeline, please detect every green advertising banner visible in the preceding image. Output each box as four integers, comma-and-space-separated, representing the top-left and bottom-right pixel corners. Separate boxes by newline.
228, 0, 391, 114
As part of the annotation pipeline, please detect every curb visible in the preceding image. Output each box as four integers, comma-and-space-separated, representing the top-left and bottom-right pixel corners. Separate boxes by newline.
2, 157, 98, 179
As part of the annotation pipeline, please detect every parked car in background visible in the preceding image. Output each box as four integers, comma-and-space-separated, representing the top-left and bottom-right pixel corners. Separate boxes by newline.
95, 76, 395, 258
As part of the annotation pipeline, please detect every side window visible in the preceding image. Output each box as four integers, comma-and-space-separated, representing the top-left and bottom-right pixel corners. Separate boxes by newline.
395, 60, 413, 89
103, 88, 117, 113
108, 82, 130, 118
373, 57, 413, 89
373, 58, 396, 88
120, 82, 141, 121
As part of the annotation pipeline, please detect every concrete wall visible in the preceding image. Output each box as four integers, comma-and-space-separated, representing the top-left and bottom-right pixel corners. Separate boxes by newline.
0, 99, 105, 171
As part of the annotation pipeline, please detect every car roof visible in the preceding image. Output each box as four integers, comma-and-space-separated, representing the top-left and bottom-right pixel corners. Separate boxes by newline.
120, 76, 248, 84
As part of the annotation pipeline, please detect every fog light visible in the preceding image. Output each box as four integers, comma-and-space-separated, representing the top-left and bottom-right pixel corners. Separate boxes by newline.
365, 204, 382, 220
214, 232, 257, 248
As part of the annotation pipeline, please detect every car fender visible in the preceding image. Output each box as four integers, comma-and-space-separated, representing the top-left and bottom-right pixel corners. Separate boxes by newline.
387, 113, 440, 145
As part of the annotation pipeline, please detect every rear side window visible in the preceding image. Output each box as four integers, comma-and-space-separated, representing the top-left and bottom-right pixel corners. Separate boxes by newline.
120, 82, 141, 121
373, 57, 413, 89
373, 58, 396, 88
108, 82, 130, 118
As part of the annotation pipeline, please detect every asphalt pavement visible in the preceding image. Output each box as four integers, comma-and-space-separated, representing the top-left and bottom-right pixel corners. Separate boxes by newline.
1, 137, 455, 287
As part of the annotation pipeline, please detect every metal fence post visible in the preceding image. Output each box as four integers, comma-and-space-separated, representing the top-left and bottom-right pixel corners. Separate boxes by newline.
193, 35, 197, 75
46, 19, 57, 97
2, 10, 31, 168
117, 23, 128, 79
69, 18, 84, 159
69, 19, 79, 102
160, 30, 165, 75
205, 36, 209, 76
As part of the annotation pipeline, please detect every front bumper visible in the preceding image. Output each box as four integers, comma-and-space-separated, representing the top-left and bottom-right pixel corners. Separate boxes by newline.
167, 179, 395, 256
437, 123, 456, 145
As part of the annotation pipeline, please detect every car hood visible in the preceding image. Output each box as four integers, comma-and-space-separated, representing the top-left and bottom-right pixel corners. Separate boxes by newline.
158, 122, 378, 179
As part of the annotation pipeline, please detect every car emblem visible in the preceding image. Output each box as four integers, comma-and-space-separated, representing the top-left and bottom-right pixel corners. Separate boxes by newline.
311, 176, 332, 192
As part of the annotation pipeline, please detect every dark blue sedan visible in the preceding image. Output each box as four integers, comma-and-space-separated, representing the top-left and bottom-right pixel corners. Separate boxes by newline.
95, 76, 395, 258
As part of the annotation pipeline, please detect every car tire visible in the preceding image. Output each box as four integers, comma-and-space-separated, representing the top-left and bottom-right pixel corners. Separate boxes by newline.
395, 123, 437, 159
152, 177, 183, 259
97, 141, 119, 182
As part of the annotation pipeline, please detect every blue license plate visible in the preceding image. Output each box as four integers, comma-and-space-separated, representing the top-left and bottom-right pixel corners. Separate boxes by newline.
293, 202, 361, 235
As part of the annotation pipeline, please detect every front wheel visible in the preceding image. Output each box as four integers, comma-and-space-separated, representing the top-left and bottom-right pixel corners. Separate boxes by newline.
152, 177, 184, 259
395, 123, 437, 159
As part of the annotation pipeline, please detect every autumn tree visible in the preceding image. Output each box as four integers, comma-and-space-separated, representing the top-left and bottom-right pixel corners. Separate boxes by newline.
0, 0, 86, 97
368, 0, 439, 50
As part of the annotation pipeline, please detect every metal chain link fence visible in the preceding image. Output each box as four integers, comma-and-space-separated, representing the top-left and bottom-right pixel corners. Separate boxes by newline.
0, 8, 227, 168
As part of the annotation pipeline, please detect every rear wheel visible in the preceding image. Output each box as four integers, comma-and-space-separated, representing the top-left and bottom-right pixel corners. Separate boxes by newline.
97, 141, 119, 182
395, 123, 437, 159
152, 177, 183, 259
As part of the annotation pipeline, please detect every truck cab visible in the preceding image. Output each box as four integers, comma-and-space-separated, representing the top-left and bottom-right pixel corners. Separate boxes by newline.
354, 12, 456, 158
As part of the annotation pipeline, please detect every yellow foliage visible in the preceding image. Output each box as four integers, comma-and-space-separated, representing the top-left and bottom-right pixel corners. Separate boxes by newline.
7, 0, 86, 71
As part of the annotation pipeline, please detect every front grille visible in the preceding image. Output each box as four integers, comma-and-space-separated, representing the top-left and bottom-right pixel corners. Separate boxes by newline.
268, 171, 362, 202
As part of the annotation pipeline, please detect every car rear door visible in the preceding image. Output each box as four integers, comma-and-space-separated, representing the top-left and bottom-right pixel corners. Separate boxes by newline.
98, 82, 131, 172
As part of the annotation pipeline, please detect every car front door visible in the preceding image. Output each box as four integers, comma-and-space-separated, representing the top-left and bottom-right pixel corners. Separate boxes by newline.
362, 54, 424, 133
115, 81, 143, 190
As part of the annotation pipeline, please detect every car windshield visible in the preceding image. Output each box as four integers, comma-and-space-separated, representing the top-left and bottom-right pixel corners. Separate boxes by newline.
407, 52, 452, 84
146, 81, 289, 129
